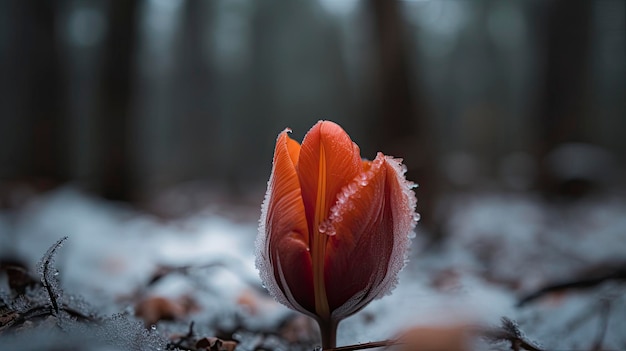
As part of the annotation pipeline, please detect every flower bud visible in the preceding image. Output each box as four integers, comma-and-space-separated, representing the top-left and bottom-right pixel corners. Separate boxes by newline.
256, 120, 418, 348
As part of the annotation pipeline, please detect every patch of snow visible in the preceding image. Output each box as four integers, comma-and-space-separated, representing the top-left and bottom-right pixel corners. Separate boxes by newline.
1, 186, 625, 349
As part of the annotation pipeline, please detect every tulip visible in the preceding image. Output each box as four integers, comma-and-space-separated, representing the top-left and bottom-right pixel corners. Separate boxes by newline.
256, 121, 418, 349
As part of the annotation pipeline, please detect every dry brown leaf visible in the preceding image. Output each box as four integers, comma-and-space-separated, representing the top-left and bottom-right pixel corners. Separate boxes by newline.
394, 325, 471, 351
196, 336, 238, 351
135, 295, 197, 326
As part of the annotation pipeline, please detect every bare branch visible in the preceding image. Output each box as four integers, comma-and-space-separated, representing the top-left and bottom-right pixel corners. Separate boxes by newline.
324, 339, 401, 351
37, 236, 68, 315
517, 264, 626, 307
480, 317, 544, 351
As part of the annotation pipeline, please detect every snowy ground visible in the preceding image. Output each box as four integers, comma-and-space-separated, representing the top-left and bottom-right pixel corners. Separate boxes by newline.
1, 187, 625, 350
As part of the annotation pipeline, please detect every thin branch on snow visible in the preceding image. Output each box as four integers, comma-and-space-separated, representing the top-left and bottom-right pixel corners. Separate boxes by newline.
37, 236, 68, 315
517, 264, 626, 307
324, 339, 400, 351
481, 317, 544, 351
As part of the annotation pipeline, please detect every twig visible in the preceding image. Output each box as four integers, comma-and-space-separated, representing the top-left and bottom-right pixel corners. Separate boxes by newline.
147, 262, 224, 287
147, 259, 263, 292
517, 266, 626, 307
480, 317, 544, 351
39, 236, 68, 315
0, 304, 96, 333
324, 339, 401, 351
186, 320, 195, 338
166, 320, 196, 350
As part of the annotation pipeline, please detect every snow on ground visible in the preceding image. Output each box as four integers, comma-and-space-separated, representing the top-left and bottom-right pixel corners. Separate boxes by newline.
1, 187, 625, 350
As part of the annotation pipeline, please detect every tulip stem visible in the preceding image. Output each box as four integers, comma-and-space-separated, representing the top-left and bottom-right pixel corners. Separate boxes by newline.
318, 318, 339, 350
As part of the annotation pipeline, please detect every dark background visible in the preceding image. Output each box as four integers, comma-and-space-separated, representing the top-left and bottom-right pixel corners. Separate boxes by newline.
1, 0, 625, 230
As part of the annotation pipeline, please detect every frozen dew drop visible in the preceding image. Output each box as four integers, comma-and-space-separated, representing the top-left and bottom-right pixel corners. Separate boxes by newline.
358, 173, 369, 186
319, 220, 336, 236
408, 231, 416, 239
318, 221, 328, 234
413, 213, 421, 222
150, 324, 157, 331
337, 193, 346, 204
348, 182, 358, 194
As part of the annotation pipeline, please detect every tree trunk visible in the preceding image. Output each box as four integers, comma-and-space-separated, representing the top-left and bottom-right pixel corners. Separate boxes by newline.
532, 0, 592, 194
95, 1, 138, 201
367, 0, 439, 231
0, 1, 68, 187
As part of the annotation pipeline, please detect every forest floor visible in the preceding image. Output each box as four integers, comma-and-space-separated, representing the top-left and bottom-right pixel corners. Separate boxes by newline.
1, 186, 625, 351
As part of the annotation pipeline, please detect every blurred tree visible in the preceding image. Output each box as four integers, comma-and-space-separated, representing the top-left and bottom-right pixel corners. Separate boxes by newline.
95, 1, 138, 201
174, 1, 215, 183
0, 1, 68, 187
367, 0, 439, 231
531, 0, 593, 196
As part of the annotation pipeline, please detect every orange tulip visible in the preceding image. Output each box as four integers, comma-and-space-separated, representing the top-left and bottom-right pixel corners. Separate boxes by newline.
256, 121, 418, 348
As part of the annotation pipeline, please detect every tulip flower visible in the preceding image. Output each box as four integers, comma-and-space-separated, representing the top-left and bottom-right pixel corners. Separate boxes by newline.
256, 121, 418, 349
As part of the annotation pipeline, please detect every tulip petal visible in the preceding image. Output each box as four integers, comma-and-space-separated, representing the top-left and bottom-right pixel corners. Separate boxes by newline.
256, 129, 314, 314
297, 121, 363, 237
273, 232, 315, 315
323, 153, 388, 317
382, 156, 418, 290
297, 121, 363, 319
324, 153, 417, 320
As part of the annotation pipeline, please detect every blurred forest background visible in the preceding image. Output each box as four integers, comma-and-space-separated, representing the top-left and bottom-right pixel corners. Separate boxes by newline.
1, 0, 625, 229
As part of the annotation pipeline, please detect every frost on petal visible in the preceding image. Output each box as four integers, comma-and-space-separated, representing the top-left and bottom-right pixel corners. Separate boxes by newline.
255, 129, 312, 314
378, 155, 419, 295
324, 153, 418, 320
324, 154, 387, 319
